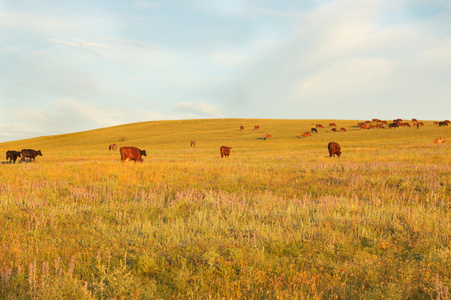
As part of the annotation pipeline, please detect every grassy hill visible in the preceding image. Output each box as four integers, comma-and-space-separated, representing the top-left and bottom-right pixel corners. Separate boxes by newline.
1, 118, 449, 160
0, 118, 450, 299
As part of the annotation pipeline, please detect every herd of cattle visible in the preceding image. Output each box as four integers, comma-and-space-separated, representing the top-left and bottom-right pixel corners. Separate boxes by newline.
3, 119, 447, 163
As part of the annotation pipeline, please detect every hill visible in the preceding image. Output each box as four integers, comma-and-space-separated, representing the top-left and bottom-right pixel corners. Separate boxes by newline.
0, 118, 448, 161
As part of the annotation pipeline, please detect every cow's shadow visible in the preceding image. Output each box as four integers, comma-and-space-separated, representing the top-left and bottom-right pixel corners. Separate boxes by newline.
1, 160, 32, 164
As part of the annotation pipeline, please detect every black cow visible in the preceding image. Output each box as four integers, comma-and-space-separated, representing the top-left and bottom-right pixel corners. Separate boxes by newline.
311, 128, 318, 133
328, 142, 341, 157
439, 122, 448, 126
6, 151, 21, 163
388, 123, 399, 128
21, 149, 42, 162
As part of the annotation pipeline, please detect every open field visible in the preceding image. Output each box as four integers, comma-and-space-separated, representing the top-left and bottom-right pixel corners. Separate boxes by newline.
0, 118, 450, 299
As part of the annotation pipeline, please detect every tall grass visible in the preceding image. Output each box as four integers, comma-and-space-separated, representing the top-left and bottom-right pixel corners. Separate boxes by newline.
0, 118, 450, 299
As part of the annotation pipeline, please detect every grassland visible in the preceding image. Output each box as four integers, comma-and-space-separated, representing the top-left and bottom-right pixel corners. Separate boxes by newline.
0, 118, 450, 299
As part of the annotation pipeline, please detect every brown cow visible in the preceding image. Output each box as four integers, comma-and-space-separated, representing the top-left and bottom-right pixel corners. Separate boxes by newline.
381, 121, 388, 125
220, 146, 232, 158
329, 123, 337, 127
328, 142, 341, 157
6, 151, 21, 163
109, 144, 117, 151
120, 147, 146, 162
240, 126, 244, 131
21, 149, 42, 162
340, 127, 346, 132
190, 141, 196, 147
376, 124, 384, 129
316, 124, 324, 129
301, 132, 311, 138
254, 125, 260, 130
359, 124, 368, 129
263, 134, 271, 140
434, 138, 445, 144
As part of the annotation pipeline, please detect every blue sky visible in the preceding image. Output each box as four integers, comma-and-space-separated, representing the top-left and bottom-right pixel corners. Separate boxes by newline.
1, 0, 450, 142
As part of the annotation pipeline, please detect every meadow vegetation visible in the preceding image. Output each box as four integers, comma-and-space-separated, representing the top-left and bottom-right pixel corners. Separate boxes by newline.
0, 118, 450, 299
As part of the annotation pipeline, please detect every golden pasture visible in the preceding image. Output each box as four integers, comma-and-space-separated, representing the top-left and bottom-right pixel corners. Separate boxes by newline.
0, 118, 450, 299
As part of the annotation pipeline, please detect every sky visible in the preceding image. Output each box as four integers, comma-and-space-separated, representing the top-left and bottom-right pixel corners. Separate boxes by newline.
1, 0, 450, 142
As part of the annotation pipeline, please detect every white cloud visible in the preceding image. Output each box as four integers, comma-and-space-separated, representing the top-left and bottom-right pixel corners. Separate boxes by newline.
46, 39, 113, 58
173, 100, 223, 117
3, 99, 170, 142
0, 10, 75, 34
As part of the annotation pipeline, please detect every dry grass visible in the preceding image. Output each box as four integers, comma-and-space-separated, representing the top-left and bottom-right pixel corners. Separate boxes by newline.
0, 118, 450, 299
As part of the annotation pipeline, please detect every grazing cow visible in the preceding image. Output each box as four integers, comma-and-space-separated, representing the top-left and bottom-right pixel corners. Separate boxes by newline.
331, 128, 337, 132
254, 125, 260, 130
301, 132, 311, 138
109, 144, 117, 151
119, 147, 146, 163
434, 138, 445, 144
316, 124, 324, 129
240, 126, 244, 131
359, 124, 368, 129
388, 123, 399, 128
6, 151, 21, 163
220, 146, 232, 158
263, 134, 271, 140
340, 128, 346, 132
381, 121, 388, 125
412, 118, 418, 122
21, 149, 42, 162
328, 142, 341, 157
329, 123, 337, 127
444, 120, 450, 124
439, 122, 448, 126
190, 141, 196, 147
376, 124, 384, 129
311, 128, 318, 133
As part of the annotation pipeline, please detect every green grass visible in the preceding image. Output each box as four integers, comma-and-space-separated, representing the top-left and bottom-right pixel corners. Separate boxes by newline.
0, 118, 450, 299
